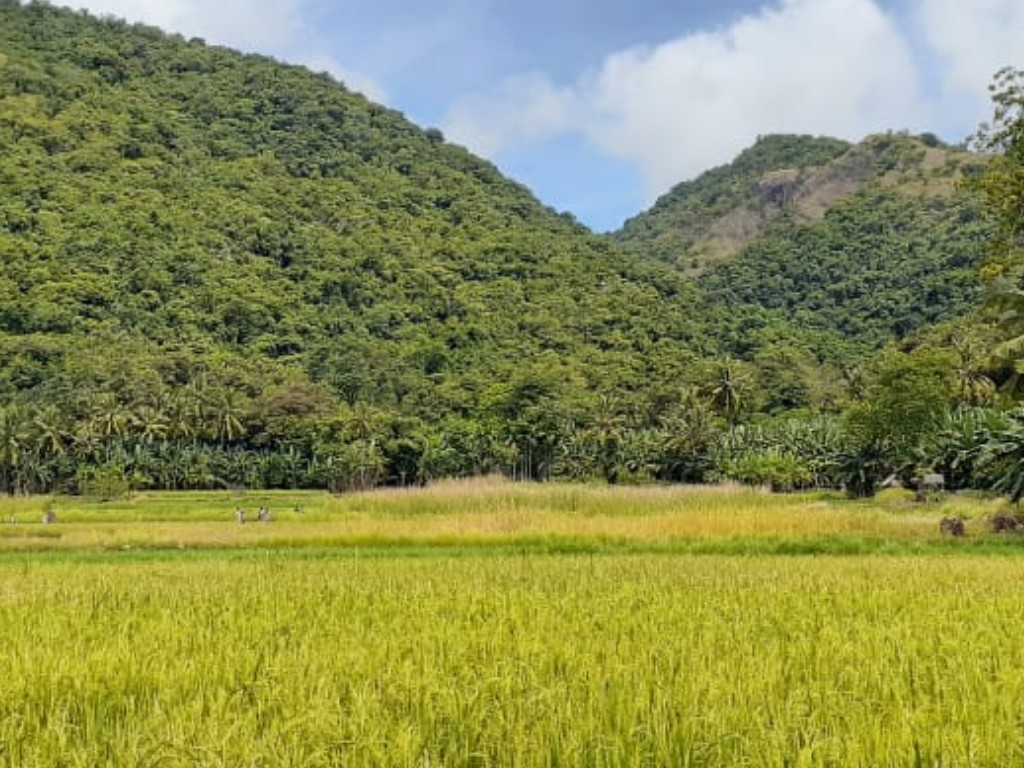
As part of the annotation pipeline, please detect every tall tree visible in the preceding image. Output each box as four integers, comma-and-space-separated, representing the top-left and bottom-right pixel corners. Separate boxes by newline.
972, 68, 1024, 364
704, 358, 751, 424
972, 67, 1024, 277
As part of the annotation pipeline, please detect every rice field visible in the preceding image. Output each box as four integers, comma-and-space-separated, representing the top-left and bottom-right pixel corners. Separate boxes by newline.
0, 479, 1007, 553
2, 480, 1023, 766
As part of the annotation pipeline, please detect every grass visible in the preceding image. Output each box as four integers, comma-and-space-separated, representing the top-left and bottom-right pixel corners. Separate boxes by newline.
0, 477, 1011, 555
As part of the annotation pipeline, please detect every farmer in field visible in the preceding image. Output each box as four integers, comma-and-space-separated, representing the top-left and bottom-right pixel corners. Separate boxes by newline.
235, 507, 246, 524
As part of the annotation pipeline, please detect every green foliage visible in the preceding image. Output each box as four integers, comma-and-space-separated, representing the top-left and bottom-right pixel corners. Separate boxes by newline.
712, 416, 846, 491
971, 407, 1024, 504
716, 451, 813, 492
969, 68, 1024, 378
924, 406, 1010, 491
617, 132, 989, 370
698, 189, 988, 354
77, 464, 133, 500
840, 347, 959, 494
0, 3, 1008, 498
970, 67, 1024, 277
0, 1, 711, 490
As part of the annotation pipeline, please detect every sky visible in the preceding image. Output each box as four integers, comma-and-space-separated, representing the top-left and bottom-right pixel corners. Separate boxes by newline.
54, 0, 1024, 232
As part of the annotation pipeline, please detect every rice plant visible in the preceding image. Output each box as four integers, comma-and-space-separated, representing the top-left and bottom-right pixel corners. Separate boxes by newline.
2, 554, 1024, 766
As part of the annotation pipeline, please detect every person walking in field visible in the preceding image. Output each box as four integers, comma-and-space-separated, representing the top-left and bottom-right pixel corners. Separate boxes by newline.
235, 507, 246, 524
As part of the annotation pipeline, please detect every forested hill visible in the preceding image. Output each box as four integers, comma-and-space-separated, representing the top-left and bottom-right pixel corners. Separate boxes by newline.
616, 133, 985, 273
616, 133, 991, 357
0, 1, 1001, 494
616, 134, 852, 268
0, 0, 713, 485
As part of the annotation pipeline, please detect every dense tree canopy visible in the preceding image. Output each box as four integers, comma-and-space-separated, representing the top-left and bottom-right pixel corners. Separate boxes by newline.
0, 2, 1009, 496
0, 0, 711, 489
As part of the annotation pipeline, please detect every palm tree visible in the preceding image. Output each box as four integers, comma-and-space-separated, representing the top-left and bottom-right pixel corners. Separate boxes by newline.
166, 391, 199, 442
706, 358, 750, 423
32, 405, 68, 459
345, 402, 385, 442
839, 364, 868, 402
205, 390, 247, 445
132, 403, 171, 445
87, 393, 135, 440
0, 406, 30, 494
585, 395, 627, 484
416, 432, 455, 484
658, 394, 719, 482
987, 282, 1024, 375
16, 452, 52, 496
948, 331, 997, 406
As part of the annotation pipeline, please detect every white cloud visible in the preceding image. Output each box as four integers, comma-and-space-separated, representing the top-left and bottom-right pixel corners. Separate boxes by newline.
444, 74, 579, 156
443, 0, 929, 199
54, 0, 1024, 206
300, 54, 388, 104
586, 0, 926, 195
73, 0, 308, 51
914, 0, 1024, 97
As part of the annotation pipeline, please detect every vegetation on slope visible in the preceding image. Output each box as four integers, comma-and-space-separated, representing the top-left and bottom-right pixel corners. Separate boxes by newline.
0, 2, 1019, 501
0, 1, 714, 489
698, 185, 988, 354
618, 132, 992, 364
616, 132, 982, 272
616, 134, 850, 264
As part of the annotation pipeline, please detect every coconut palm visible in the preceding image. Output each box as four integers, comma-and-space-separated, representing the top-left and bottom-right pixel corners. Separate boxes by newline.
32, 405, 68, 459
205, 389, 247, 445
87, 393, 135, 440
0, 406, 30, 494
132, 404, 170, 445
585, 395, 628, 483
706, 358, 750, 423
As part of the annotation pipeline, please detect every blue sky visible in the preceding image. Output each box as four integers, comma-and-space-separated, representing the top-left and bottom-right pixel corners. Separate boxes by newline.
67, 0, 1024, 231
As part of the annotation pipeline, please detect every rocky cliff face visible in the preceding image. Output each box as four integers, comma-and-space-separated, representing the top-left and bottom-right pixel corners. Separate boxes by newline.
615, 133, 983, 274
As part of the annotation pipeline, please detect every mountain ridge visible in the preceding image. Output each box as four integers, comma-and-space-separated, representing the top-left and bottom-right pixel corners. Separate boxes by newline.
614, 132, 983, 273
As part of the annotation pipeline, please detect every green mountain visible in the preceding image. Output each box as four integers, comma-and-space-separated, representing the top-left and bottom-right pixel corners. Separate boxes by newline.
616, 133, 985, 271
1, 2, 681, 379
616, 134, 852, 269
0, 1, 717, 488
616, 133, 991, 357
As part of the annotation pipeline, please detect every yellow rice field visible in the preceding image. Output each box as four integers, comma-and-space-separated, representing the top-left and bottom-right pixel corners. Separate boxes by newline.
0, 480, 1021, 766
2, 555, 1024, 766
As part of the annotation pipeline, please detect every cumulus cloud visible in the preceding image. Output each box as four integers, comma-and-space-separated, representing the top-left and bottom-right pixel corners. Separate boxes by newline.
445, 0, 928, 198
913, 0, 1024, 97
586, 0, 926, 194
299, 54, 388, 104
74, 0, 308, 50
60, 0, 1024, 205
444, 74, 579, 156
